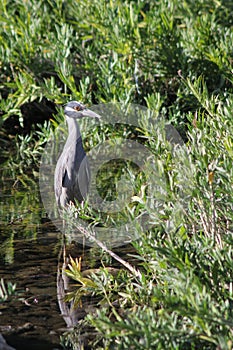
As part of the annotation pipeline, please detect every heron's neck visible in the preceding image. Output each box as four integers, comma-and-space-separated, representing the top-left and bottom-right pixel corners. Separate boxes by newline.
66, 116, 81, 140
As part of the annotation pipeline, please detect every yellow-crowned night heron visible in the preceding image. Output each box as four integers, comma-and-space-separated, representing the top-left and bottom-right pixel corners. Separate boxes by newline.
54, 101, 101, 208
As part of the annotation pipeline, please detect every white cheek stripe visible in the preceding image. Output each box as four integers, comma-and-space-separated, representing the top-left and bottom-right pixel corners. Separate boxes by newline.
65, 106, 75, 113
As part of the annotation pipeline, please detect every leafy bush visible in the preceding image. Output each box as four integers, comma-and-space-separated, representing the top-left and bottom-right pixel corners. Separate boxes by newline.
1, 0, 232, 125
65, 77, 233, 349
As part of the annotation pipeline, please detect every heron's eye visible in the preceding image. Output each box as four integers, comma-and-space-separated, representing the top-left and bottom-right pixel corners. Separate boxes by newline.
74, 106, 83, 112
74, 104, 86, 112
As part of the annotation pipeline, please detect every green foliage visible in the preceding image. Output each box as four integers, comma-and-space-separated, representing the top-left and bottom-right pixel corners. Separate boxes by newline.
3, 120, 54, 176
0, 278, 16, 302
65, 78, 233, 348
1, 0, 232, 123
1, 0, 233, 171
64, 256, 97, 308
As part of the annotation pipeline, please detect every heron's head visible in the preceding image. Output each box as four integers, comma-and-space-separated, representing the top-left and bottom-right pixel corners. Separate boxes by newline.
64, 101, 101, 119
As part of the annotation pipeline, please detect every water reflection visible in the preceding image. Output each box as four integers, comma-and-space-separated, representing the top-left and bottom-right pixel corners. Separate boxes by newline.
57, 241, 84, 329
0, 176, 66, 349
0, 177, 43, 264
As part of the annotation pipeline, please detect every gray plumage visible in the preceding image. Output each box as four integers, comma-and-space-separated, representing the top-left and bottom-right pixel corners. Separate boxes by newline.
54, 101, 101, 208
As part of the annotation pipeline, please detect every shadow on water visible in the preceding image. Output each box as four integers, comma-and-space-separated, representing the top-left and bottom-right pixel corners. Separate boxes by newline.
0, 175, 137, 349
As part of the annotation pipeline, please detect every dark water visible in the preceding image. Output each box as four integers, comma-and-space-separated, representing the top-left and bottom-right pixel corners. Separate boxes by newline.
0, 177, 78, 349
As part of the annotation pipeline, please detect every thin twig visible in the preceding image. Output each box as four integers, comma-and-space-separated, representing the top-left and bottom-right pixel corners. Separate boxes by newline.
72, 222, 142, 279
196, 199, 210, 237
208, 168, 222, 248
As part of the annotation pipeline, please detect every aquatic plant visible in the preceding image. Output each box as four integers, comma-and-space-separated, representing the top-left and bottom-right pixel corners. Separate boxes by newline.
0, 278, 16, 302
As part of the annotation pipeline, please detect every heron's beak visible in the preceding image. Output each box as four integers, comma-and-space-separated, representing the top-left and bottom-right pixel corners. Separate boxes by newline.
80, 109, 101, 119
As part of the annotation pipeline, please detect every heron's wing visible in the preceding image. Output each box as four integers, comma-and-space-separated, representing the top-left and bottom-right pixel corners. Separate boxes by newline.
75, 156, 90, 200
54, 146, 72, 206
54, 142, 90, 206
